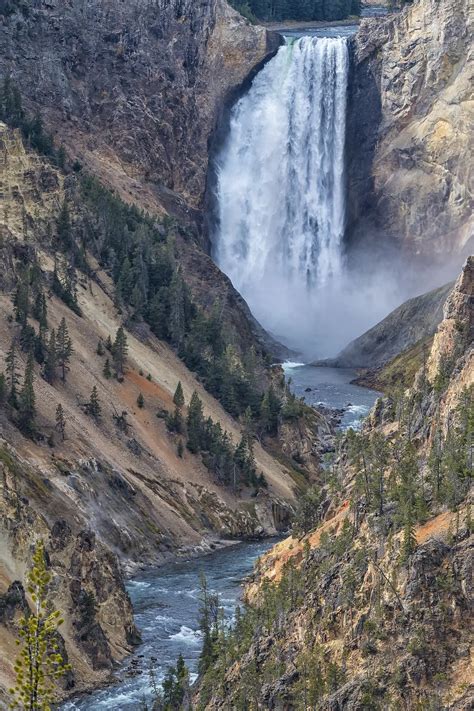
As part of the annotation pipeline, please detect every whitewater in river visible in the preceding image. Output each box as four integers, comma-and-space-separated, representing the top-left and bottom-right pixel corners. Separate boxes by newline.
214, 34, 349, 355
62, 539, 279, 710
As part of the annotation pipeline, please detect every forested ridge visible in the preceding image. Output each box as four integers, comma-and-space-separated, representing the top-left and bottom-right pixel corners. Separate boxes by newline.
231, 0, 361, 22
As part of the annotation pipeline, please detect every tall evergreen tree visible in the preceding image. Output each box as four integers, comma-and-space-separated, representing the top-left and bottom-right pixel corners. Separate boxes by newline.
32, 291, 48, 330
167, 380, 186, 434
187, 390, 204, 453
169, 270, 186, 348
112, 326, 128, 376
86, 385, 101, 421
13, 273, 29, 325
55, 403, 66, 441
56, 318, 73, 382
5, 338, 20, 407
10, 541, 71, 710
102, 357, 112, 379
56, 200, 72, 249
44, 328, 57, 383
18, 353, 36, 434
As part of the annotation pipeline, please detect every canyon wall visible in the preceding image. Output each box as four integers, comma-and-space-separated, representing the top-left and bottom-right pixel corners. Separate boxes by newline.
347, 0, 473, 264
0, 0, 279, 218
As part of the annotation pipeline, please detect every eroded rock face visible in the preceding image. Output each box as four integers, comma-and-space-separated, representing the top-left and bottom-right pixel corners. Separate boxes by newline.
321, 280, 454, 369
0, 0, 279, 217
348, 0, 473, 263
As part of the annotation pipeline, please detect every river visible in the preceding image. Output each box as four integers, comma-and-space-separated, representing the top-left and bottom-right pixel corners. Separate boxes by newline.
62, 365, 380, 710
62, 539, 279, 710
283, 363, 381, 430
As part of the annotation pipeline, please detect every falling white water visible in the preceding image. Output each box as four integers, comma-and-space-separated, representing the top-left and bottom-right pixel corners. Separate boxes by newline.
213, 36, 350, 356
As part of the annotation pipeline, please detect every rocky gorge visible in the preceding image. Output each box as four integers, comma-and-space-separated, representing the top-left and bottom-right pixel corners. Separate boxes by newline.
0, 0, 472, 708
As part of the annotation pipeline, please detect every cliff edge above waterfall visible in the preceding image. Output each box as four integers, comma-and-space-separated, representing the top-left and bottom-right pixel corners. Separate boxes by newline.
347, 0, 473, 263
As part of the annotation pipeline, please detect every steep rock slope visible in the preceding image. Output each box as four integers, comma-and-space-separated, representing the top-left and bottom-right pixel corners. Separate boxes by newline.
319, 281, 453, 369
0, 1, 289, 361
347, 0, 473, 262
0, 0, 279, 216
0, 122, 302, 703
195, 258, 474, 710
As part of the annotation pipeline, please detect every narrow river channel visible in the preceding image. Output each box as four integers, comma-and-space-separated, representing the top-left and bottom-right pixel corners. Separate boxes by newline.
63, 364, 380, 710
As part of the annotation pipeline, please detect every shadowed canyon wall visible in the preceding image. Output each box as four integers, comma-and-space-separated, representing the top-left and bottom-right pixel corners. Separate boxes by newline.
0, 0, 279, 220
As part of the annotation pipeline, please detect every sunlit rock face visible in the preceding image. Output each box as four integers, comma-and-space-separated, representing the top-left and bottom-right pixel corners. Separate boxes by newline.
347, 0, 473, 265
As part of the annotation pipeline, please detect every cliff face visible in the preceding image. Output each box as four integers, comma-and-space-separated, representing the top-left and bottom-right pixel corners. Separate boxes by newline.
0, 0, 289, 360
347, 0, 473, 263
0, 0, 279, 218
321, 281, 454, 369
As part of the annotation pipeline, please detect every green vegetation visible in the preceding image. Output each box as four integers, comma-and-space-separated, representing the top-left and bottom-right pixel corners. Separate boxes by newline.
0, 76, 64, 166
9, 541, 71, 711
230, 0, 361, 23
143, 654, 190, 711
1, 83, 314, 488
55, 403, 66, 441
182, 390, 266, 490
112, 326, 128, 377
86, 386, 102, 421
359, 337, 433, 393
56, 318, 73, 382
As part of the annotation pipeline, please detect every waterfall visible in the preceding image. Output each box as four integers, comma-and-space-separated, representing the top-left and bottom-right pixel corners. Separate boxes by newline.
213, 36, 349, 356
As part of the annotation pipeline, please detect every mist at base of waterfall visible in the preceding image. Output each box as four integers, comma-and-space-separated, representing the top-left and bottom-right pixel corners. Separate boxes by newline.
247, 265, 406, 360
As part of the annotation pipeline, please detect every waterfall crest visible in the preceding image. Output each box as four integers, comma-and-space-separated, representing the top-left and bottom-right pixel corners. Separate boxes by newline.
213, 36, 349, 356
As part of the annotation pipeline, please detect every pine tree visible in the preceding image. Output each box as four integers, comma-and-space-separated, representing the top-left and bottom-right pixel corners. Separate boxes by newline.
96, 340, 105, 356
32, 291, 48, 330
34, 324, 47, 366
56, 200, 72, 249
10, 541, 71, 710
137, 392, 144, 409
105, 334, 113, 351
177, 439, 184, 458
5, 338, 20, 408
186, 391, 204, 453
169, 270, 186, 348
44, 329, 57, 384
56, 318, 73, 382
13, 274, 29, 325
102, 358, 112, 379
18, 353, 36, 435
401, 509, 417, 562
167, 381, 185, 434
112, 326, 128, 376
173, 381, 185, 409
86, 386, 101, 421
0, 372, 6, 406
55, 403, 66, 441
